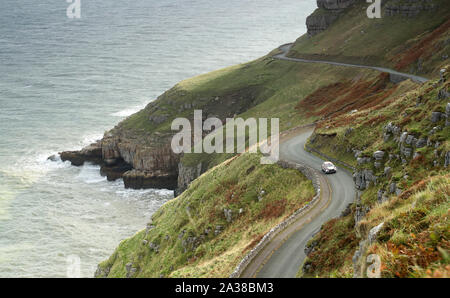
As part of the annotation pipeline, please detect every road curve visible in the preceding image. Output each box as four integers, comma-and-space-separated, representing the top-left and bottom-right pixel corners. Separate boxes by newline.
239, 126, 356, 278
274, 44, 429, 83
239, 44, 429, 278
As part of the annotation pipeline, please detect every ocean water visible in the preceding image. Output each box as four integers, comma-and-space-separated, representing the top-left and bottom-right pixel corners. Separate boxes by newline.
0, 0, 315, 277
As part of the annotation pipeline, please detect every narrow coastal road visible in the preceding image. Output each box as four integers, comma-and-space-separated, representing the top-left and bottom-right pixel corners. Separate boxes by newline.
274, 44, 429, 83
238, 44, 430, 278
257, 126, 356, 277
240, 126, 356, 278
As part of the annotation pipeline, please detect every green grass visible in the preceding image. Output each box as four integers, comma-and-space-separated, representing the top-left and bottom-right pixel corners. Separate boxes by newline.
299, 71, 450, 277
289, 0, 450, 74
98, 1, 450, 278
97, 153, 315, 278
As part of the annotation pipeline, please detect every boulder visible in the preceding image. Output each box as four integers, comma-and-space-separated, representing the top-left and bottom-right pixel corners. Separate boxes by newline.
437, 88, 449, 100
223, 209, 233, 223
399, 132, 408, 143
405, 135, 415, 145
373, 151, 385, 160
353, 169, 377, 190
445, 152, 450, 167
389, 182, 397, 194
415, 138, 427, 148
431, 112, 443, 123
368, 223, 384, 244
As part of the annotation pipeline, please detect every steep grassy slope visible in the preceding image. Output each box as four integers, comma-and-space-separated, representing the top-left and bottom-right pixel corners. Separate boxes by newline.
301, 70, 449, 277
289, 0, 450, 75
96, 0, 449, 278
115, 54, 378, 170
96, 153, 314, 278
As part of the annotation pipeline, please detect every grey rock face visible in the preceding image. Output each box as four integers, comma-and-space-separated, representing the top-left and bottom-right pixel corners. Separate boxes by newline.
149, 242, 160, 253
399, 132, 408, 143
416, 138, 427, 148
438, 88, 449, 100
431, 112, 443, 123
125, 262, 137, 278
306, 11, 340, 36
385, 0, 438, 17
353, 169, 377, 190
357, 157, 371, 165
405, 134, 415, 145
214, 225, 223, 236
377, 189, 387, 204
445, 152, 450, 167
446, 103, 450, 126
373, 151, 385, 160
223, 208, 233, 223
306, 0, 358, 36
149, 114, 168, 124
402, 146, 413, 158
368, 222, 384, 244
389, 182, 397, 194
317, 0, 356, 10
384, 167, 391, 176
176, 162, 203, 196
181, 236, 201, 253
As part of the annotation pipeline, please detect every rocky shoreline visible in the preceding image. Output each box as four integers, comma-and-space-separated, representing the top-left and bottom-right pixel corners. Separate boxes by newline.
58, 135, 179, 191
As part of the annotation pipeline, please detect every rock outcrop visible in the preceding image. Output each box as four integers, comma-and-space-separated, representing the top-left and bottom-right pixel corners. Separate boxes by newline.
353, 169, 377, 190
176, 162, 204, 196
385, 0, 438, 17
306, 0, 356, 36
59, 131, 179, 190
60, 141, 103, 166
317, 0, 357, 10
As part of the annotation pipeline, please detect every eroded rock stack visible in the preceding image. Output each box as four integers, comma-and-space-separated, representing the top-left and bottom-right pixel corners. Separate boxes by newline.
59, 131, 179, 190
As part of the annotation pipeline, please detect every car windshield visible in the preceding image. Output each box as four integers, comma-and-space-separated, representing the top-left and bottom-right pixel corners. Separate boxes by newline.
324, 162, 333, 166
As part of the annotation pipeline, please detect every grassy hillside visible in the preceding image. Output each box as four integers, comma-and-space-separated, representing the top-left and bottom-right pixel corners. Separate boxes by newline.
289, 0, 450, 75
301, 70, 449, 277
97, 1, 449, 278
96, 153, 314, 278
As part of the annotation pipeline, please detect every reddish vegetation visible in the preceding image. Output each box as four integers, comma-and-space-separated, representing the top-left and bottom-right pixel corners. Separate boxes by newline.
305, 216, 358, 275
363, 114, 388, 126
297, 73, 396, 123
382, 236, 448, 278
258, 198, 287, 220
214, 179, 246, 204
398, 178, 429, 200
244, 234, 264, 252
409, 154, 428, 170
394, 19, 450, 70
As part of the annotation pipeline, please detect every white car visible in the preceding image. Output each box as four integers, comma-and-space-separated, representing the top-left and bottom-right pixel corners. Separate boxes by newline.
321, 161, 337, 174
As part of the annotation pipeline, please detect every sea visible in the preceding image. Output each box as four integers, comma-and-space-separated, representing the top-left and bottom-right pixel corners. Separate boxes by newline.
0, 0, 315, 277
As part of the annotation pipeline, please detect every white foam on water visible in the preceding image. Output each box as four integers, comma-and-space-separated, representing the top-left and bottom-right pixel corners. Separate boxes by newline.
76, 164, 107, 184
110, 102, 148, 117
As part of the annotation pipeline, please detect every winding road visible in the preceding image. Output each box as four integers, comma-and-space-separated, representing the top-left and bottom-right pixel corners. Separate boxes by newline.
240, 126, 356, 278
238, 45, 429, 278
274, 44, 429, 84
